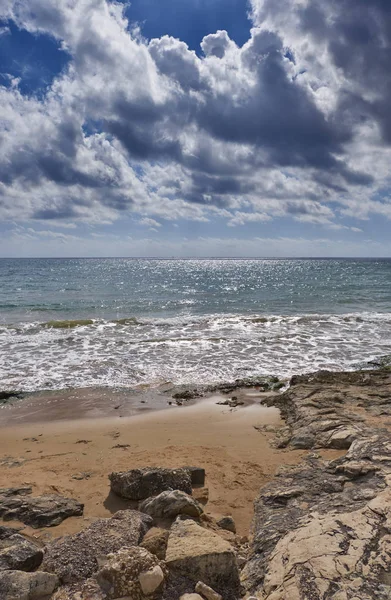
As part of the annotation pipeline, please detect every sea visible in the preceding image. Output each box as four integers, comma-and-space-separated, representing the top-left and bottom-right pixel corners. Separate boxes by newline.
1, 257, 391, 392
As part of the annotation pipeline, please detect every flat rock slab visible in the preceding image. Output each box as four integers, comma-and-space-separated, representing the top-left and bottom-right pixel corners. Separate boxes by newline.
41, 509, 152, 584
166, 519, 240, 595
0, 570, 59, 600
109, 467, 192, 500
0, 492, 84, 528
0, 526, 43, 571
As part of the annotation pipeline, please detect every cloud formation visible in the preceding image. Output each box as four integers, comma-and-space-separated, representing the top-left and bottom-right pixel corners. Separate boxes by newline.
0, 0, 391, 232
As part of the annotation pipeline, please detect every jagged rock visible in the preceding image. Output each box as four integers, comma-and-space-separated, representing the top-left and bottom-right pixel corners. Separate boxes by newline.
183, 467, 205, 486
0, 526, 43, 571
261, 369, 391, 450
0, 490, 83, 528
244, 369, 391, 599
165, 519, 240, 595
0, 570, 59, 600
94, 547, 166, 599
216, 516, 236, 534
140, 490, 203, 520
261, 487, 391, 600
109, 467, 192, 500
41, 510, 152, 584
140, 527, 169, 560
195, 580, 223, 600
51, 579, 105, 600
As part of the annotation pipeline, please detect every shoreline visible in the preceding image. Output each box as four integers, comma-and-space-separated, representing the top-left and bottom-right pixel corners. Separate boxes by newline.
0, 375, 286, 427
2, 367, 391, 598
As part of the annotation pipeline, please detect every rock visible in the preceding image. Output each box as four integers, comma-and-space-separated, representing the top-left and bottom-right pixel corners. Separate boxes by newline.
41, 509, 152, 584
193, 487, 209, 505
0, 487, 32, 497
216, 398, 244, 408
244, 368, 391, 599
94, 547, 166, 599
0, 527, 43, 571
0, 570, 59, 600
216, 516, 236, 534
140, 527, 169, 560
0, 391, 22, 403
173, 390, 202, 400
180, 595, 204, 600
236, 555, 247, 569
165, 519, 240, 595
140, 490, 203, 520
138, 564, 165, 595
195, 580, 223, 600
109, 467, 192, 500
51, 579, 105, 600
183, 467, 206, 486
0, 490, 83, 528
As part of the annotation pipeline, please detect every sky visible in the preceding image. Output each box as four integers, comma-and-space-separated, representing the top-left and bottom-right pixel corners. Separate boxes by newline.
0, 0, 391, 257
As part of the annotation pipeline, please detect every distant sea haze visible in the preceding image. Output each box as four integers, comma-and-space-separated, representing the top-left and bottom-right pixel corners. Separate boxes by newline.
1, 258, 391, 392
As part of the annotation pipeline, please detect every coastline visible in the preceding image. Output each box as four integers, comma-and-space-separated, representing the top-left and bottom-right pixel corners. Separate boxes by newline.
2, 367, 391, 598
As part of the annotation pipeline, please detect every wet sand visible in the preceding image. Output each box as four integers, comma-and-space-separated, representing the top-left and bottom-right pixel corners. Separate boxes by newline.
0, 389, 342, 539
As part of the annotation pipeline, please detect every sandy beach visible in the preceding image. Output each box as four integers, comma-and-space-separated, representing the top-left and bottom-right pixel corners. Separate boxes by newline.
0, 387, 342, 542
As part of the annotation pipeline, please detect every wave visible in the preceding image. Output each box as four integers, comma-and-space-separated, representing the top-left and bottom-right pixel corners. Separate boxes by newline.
1, 311, 391, 392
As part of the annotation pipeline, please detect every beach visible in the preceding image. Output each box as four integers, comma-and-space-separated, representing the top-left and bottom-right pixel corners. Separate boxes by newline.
0, 387, 315, 539
1, 258, 391, 598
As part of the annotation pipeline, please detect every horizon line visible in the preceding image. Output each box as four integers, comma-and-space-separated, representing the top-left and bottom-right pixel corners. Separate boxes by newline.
0, 256, 390, 260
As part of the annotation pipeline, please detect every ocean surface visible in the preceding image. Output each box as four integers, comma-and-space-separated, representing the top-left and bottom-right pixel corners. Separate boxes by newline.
1, 258, 391, 392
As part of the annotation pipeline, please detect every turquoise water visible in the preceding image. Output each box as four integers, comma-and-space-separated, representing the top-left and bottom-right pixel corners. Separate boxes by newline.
1, 258, 391, 390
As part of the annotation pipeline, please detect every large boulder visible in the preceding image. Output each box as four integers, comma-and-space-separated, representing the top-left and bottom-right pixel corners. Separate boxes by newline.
0, 570, 59, 600
140, 490, 203, 520
0, 526, 43, 571
0, 490, 83, 528
95, 547, 166, 599
41, 509, 152, 584
165, 519, 240, 595
109, 467, 192, 500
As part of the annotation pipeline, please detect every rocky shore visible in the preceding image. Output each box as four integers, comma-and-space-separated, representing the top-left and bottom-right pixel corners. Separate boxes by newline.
1, 368, 391, 599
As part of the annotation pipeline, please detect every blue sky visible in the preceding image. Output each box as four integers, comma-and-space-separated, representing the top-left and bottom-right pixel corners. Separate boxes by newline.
0, 0, 391, 257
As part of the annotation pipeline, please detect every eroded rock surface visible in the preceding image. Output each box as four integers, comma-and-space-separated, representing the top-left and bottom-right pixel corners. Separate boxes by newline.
245, 369, 391, 599
95, 546, 166, 599
0, 526, 43, 571
41, 509, 152, 583
140, 490, 203, 520
109, 467, 192, 500
0, 569, 59, 600
0, 490, 83, 528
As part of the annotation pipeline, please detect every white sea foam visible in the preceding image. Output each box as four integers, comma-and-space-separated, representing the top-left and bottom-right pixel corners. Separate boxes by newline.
1, 312, 391, 391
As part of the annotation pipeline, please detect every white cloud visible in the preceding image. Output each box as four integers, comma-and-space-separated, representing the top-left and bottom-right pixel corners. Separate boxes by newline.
0, 0, 390, 239
138, 217, 162, 228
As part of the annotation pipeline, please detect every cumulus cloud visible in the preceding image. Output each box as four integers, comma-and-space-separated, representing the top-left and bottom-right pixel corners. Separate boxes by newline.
0, 0, 390, 231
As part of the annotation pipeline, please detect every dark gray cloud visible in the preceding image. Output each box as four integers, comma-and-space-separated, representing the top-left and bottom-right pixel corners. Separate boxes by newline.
256, 0, 391, 144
